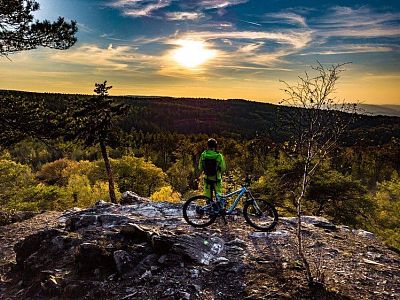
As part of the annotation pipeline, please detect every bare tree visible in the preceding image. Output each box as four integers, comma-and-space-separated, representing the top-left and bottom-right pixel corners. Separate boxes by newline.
279, 62, 358, 284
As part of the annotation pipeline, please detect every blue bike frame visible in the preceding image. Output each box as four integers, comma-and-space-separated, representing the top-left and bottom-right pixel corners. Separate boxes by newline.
216, 185, 250, 214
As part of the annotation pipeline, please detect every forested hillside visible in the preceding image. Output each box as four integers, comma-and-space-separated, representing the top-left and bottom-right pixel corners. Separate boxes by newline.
1, 90, 400, 144
0, 89, 399, 251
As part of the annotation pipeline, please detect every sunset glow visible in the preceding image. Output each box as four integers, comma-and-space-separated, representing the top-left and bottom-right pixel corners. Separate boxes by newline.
0, 0, 399, 104
172, 40, 216, 69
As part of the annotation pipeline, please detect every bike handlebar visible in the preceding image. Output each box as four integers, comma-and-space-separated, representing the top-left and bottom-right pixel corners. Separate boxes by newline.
244, 175, 252, 186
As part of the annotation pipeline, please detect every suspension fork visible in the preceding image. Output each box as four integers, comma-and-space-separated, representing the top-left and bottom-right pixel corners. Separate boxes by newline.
246, 190, 262, 213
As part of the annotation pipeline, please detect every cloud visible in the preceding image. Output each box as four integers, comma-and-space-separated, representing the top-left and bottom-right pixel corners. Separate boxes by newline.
238, 42, 264, 53
175, 30, 313, 49
263, 12, 307, 27
313, 6, 400, 38
110, 0, 172, 17
165, 12, 204, 20
300, 45, 394, 56
196, 0, 249, 9
109, 0, 249, 18
50, 44, 155, 70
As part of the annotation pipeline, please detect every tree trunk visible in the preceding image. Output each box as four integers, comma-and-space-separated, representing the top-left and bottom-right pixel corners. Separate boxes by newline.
297, 161, 313, 284
100, 140, 117, 203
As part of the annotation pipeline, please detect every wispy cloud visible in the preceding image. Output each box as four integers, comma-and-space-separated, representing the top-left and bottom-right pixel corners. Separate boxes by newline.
165, 12, 204, 20
109, 0, 249, 18
300, 45, 395, 56
174, 30, 313, 49
263, 12, 307, 27
197, 0, 249, 9
50, 44, 155, 71
110, 0, 172, 17
313, 6, 400, 38
238, 42, 264, 53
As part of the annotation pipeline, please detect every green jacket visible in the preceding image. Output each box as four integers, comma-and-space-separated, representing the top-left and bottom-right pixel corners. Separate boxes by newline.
198, 150, 226, 180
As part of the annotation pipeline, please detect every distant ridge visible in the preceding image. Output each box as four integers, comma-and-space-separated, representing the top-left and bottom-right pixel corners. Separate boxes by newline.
358, 104, 400, 117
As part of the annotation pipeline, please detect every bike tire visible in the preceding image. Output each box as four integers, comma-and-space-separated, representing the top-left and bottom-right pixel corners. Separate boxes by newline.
243, 199, 278, 231
182, 195, 217, 228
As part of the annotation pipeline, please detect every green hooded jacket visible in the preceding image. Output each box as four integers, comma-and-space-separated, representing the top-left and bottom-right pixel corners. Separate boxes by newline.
198, 150, 226, 180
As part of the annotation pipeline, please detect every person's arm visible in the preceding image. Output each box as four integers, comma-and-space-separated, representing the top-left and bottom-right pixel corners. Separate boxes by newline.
219, 154, 226, 173
198, 152, 204, 171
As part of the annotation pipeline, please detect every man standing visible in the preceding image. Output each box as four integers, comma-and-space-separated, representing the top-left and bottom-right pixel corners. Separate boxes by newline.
198, 138, 226, 199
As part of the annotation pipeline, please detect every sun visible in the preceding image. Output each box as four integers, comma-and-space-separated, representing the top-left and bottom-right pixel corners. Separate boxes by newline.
172, 40, 216, 69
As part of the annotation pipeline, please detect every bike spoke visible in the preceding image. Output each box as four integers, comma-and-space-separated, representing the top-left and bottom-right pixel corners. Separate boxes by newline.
244, 199, 278, 231
183, 196, 216, 227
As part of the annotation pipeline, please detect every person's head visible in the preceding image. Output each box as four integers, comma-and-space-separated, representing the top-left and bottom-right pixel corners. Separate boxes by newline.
207, 138, 217, 150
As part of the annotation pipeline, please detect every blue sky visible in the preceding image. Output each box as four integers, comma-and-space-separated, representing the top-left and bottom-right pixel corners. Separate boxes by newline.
1, 0, 400, 104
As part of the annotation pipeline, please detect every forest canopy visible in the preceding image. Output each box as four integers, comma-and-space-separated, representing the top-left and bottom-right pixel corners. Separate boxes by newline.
0, 89, 399, 250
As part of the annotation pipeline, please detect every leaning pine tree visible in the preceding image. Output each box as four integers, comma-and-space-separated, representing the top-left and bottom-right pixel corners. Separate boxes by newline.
278, 62, 358, 285
0, 0, 77, 57
66, 81, 128, 203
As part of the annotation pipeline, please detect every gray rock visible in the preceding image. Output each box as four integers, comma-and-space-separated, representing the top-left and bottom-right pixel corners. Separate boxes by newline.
135, 254, 159, 275
65, 215, 98, 231
14, 229, 64, 266
313, 221, 337, 231
120, 191, 149, 205
158, 253, 183, 266
212, 256, 229, 265
190, 269, 200, 278
180, 291, 191, 300
63, 283, 87, 298
136, 204, 162, 218
51, 235, 81, 250
75, 243, 115, 275
113, 250, 136, 276
225, 238, 246, 246
174, 235, 225, 265
353, 229, 375, 239
98, 214, 130, 227
95, 200, 113, 208
120, 223, 150, 241
250, 230, 290, 239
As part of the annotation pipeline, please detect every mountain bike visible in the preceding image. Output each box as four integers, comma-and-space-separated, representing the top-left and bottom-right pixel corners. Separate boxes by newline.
182, 176, 278, 231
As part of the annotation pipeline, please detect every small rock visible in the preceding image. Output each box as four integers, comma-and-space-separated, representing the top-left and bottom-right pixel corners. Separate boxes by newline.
95, 200, 113, 208
353, 229, 375, 239
14, 229, 64, 266
250, 230, 290, 239
63, 283, 87, 298
190, 269, 200, 278
98, 214, 130, 228
113, 250, 136, 276
75, 243, 115, 275
139, 270, 152, 280
226, 245, 244, 252
225, 238, 246, 246
120, 223, 149, 241
158, 253, 182, 266
313, 221, 337, 231
212, 257, 229, 265
120, 191, 149, 205
362, 258, 384, 266
180, 291, 191, 300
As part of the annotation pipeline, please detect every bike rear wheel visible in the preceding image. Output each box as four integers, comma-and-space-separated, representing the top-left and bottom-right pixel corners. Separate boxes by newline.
182, 195, 217, 228
243, 199, 278, 231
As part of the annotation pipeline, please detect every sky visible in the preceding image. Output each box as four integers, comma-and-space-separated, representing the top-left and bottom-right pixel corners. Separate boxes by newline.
1, 0, 400, 104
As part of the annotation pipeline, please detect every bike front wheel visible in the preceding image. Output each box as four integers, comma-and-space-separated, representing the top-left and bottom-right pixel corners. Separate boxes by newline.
243, 199, 278, 231
182, 195, 217, 228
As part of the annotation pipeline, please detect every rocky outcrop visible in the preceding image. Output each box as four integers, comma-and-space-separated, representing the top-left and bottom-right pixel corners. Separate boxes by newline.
0, 195, 399, 300
0, 211, 37, 226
